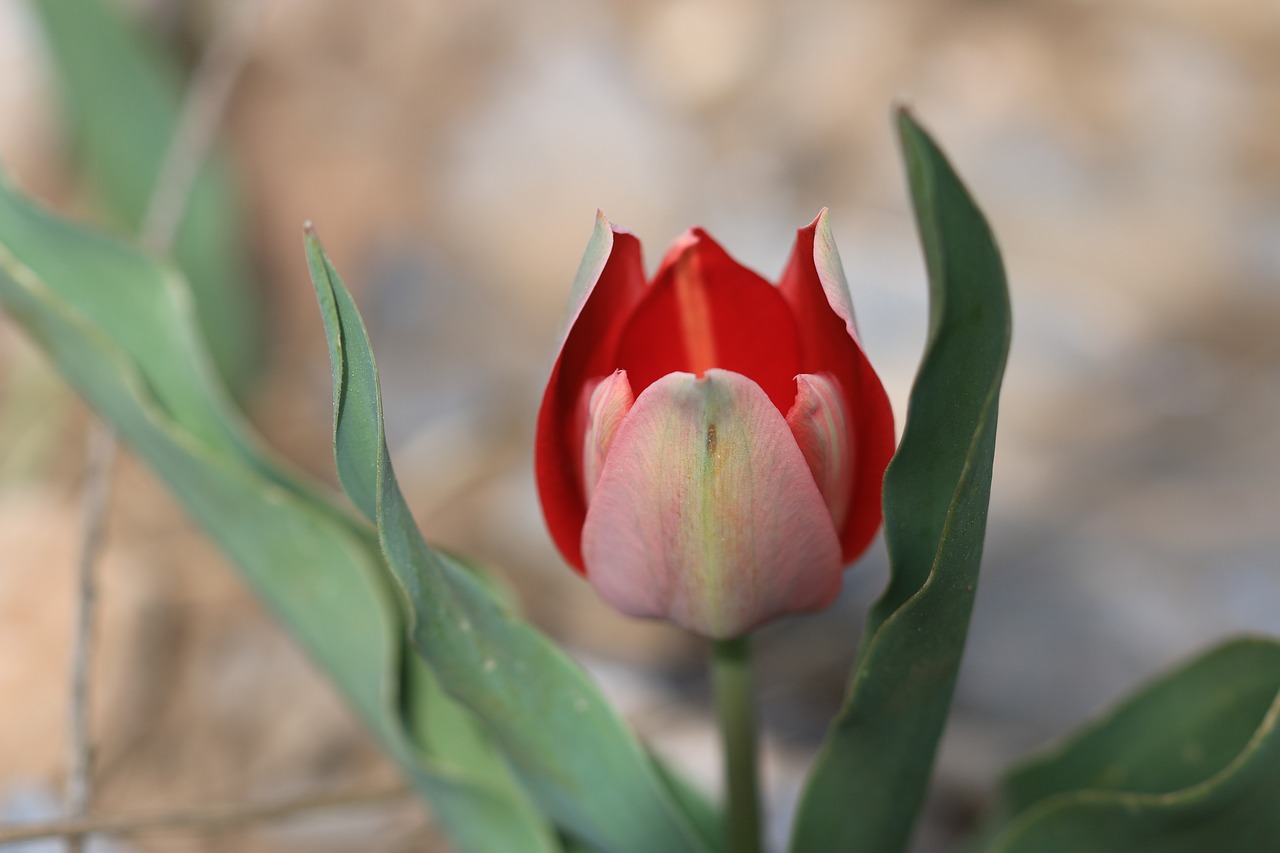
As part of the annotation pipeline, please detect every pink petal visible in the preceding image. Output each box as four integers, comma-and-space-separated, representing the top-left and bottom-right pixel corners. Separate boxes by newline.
581, 370, 635, 499
536, 212, 647, 572
779, 210, 896, 563
581, 369, 843, 639
786, 373, 853, 531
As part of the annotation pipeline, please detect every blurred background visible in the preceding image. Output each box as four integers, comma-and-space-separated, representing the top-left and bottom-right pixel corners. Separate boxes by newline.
1, 0, 1278, 850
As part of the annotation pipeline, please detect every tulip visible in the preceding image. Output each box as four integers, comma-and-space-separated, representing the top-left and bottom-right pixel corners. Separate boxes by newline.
536, 211, 895, 639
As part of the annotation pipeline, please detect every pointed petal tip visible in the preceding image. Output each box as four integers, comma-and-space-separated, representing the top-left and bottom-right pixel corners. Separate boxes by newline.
680, 226, 711, 248
594, 209, 637, 238
799, 208, 831, 237
591, 209, 617, 237
652, 227, 703, 277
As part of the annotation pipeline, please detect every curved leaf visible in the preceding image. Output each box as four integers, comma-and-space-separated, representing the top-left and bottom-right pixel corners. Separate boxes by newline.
983, 637, 1280, 852
306, 230, 717, 853
0, 174, 556, 852
790, 109, 1012, 852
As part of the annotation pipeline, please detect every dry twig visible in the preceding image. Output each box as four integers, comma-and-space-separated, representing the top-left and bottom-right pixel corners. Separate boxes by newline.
63, 3, 262, 851
5, 784, 412, 846
63, 422, 117, 853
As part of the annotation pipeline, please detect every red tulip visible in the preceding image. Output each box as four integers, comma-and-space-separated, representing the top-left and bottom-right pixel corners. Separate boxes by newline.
536, 211, 895, 639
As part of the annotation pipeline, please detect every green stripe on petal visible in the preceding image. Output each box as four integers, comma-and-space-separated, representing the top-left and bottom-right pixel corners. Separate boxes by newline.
581, 368, 842, 639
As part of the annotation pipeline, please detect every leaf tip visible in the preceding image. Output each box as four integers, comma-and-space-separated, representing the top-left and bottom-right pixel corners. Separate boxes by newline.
893, 102, 929, 149
302, 222, 330, 278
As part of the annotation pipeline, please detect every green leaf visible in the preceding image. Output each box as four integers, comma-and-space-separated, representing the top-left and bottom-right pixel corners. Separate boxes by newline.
306, 230, 717, 853
789, 109, 1012, 852
981, 637, 1280, 852
0, 173, 556, 852
651, 754, 724, 853
30, 0, 261, 393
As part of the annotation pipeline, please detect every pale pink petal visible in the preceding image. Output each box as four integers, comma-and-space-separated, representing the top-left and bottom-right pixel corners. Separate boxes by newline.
786, 373, 853, 531
536, 212, 647, 572
778, 210, 896, 562
581, 369, 843, 639
581, 370, 635, 499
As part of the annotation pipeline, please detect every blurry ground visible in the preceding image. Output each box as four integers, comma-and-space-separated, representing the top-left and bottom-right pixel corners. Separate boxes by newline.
1, 0, 1279, 851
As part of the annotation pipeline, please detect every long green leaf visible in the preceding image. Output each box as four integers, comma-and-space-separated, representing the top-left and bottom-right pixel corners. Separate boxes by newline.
30, 0, 261, 393
790, 109, 1012, 852
306, 230, 717, 853
0, 173, 556, 853
983, 637, 1280, 852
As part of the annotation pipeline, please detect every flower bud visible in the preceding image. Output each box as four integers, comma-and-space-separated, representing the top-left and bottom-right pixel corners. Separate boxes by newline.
536, 212, 894, 638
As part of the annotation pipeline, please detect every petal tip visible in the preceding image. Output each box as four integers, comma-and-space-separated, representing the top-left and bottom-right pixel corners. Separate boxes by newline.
596, 209, 635, 237
804, 208, 829, 233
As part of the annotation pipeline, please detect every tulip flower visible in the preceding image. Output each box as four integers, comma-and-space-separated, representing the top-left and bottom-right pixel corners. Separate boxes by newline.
536, 211, 895, 639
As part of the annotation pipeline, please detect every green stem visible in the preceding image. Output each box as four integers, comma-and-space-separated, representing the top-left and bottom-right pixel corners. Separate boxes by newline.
712, 636, 763, 853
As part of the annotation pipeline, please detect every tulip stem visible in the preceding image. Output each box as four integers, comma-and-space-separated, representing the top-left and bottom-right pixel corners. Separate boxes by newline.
712, 636, 763, 853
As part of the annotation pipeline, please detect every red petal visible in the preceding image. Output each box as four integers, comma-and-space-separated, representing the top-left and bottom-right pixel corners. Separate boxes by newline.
614, 228, 803, 414
779, 210, 896, 562
536, 212, 647, 572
